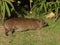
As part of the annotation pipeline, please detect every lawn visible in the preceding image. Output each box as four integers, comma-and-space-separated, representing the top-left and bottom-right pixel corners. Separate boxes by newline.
0, 18, 60, 45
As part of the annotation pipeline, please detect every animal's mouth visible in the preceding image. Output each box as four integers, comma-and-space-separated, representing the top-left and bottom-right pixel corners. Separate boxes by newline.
44, 23, 49, 27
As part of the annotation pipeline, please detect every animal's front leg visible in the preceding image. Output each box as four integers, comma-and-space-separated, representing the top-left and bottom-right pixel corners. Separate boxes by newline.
5, 29, 9, 36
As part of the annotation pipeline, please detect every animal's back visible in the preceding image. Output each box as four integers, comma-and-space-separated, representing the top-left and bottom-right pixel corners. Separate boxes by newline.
4, 18, 38, 31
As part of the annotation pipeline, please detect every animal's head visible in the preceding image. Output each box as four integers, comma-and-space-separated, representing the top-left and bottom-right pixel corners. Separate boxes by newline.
37, 19, 48, 28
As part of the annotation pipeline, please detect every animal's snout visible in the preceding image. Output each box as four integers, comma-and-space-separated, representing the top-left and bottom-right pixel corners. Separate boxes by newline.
45, 23, 49, 26
46, 23, 49, 26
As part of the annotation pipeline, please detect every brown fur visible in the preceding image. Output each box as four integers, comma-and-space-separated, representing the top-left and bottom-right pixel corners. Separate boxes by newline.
4, 18, 48, 36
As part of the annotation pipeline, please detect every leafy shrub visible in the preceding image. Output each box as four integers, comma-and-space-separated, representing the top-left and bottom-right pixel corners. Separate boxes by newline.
0, 0, 14, 21
26, 0, 60, 18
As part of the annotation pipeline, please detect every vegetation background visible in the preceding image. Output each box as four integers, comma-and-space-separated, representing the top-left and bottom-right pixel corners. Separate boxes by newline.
0, 0, 60, 45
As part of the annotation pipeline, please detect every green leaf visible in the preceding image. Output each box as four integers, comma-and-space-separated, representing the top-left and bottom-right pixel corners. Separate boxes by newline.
5, 2, 11, 16
30, 0, 33, 2
1, 2, 5, 21
55, 7, 58, 16
44, 4, 47, 13
6, 1, 15, 11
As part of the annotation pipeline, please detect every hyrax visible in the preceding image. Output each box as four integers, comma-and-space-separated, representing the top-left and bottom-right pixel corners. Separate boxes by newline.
4, 18, 48, 36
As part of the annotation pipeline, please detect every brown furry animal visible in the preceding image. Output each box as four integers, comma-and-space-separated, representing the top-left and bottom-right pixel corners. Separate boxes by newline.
4, 18, 48, 36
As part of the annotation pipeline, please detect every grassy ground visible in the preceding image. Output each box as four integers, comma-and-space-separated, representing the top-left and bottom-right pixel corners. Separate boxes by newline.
0, 18, 60, 45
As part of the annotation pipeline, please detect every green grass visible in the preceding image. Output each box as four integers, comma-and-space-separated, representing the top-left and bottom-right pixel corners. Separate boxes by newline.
0, 17, 60, 45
